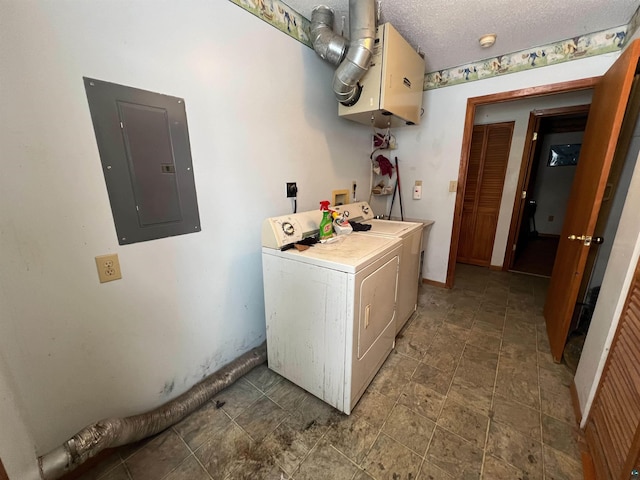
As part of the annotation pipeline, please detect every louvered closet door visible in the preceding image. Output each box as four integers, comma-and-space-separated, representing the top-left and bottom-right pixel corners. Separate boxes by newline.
457, 122, 514, 266
585, 259, 640, 480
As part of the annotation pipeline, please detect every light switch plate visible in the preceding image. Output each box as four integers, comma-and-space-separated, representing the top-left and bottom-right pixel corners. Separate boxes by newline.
95, 253, 122, 283
449, 181, 458, 193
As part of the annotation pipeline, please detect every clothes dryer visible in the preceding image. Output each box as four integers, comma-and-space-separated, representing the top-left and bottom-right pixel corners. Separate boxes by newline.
261, 209, 402, 413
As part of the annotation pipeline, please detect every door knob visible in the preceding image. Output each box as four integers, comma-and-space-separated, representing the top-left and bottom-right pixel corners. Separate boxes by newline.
567, 235, 604, 246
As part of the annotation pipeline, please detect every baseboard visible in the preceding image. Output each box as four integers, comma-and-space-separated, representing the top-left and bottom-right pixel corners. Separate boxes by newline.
570, 381, 596, 480
0, 457, 8, 480
570, 380, 582, 425
422, 278, 447, 288
489, 265, 503, 271
581, 450, 597, 480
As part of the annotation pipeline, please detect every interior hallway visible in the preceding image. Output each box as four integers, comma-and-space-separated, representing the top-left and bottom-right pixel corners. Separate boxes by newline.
76, 264, 583, 480
511, 236, 560, 277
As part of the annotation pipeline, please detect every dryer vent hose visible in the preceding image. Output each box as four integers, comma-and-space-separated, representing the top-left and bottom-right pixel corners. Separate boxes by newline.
37, 342, 267, 480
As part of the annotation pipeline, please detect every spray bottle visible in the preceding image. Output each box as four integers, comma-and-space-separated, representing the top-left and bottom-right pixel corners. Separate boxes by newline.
318, 201, 334, 241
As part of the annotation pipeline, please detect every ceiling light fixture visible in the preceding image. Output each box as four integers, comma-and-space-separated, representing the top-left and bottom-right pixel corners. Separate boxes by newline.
479, 34, 497, 48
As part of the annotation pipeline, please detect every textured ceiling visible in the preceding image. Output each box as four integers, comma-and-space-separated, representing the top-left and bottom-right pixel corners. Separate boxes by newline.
284, 0, 639, 72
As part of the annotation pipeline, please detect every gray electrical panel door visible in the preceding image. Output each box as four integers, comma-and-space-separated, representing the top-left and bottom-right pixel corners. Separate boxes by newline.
84, 77, 200, 244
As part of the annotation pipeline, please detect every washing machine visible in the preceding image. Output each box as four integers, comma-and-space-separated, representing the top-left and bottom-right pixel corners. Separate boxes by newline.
332, 201, 434, 333
262, 209, 402, 414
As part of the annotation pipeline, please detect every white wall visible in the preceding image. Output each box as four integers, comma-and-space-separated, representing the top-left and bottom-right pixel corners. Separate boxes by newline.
532, 132, 584, 236
393, 53, 618, 283
0, 0, 372, 472
0, 361, 37, 480
474, 94, 591, 266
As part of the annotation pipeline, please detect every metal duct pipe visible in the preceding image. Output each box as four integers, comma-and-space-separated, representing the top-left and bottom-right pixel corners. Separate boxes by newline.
38, 342, 267, 480
310, 0, 376, 106
333, 0, 376, 105
310, 6, 347, 66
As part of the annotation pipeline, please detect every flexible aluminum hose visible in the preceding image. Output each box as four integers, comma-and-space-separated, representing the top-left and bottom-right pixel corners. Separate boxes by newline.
38, 342, 267, 480
332, 0, 376, 105
310, 6, 347, 66
310, 0, 376, 106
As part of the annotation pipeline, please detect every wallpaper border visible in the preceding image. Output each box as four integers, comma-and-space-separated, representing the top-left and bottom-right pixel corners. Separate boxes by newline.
229, 1, 640, 91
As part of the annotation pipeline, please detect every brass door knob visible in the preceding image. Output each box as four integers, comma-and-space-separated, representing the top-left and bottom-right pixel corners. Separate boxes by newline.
567, 235, 604, 246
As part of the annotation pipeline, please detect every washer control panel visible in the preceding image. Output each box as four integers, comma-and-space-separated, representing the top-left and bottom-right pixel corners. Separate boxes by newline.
332, 201, 375, 221
261, 210, 323, 249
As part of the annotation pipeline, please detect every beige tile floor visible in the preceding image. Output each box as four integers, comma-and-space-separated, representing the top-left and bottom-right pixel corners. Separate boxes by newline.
79, 264, 584, 480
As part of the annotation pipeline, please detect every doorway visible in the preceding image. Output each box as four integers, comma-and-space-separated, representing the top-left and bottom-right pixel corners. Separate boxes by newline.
506, 106, 590, 277
446, 78, 598, 288
449, 59, 640, 364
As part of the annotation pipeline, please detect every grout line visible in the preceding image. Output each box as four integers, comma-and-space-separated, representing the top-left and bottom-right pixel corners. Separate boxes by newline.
122, 461, 134, 480
536, 316, 547, 480
412, 311, 468, 479
93, 458, 127, 480
479, 290, 505, 479
368, 334, 431, 479
159, 428, 213, 480
288, 424, 331, 479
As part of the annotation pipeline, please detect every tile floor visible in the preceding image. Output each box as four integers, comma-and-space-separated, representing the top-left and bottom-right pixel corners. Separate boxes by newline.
79, 264, 584, 480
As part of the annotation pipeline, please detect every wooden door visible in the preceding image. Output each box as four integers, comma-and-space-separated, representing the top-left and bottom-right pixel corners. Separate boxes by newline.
0, 458, 7, 480
457, 122, 513, 266
544, 40, 640, 362
585, 257, 640, 480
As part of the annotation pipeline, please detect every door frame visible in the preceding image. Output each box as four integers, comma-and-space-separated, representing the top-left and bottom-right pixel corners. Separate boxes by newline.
502, 104, 592, 271
446, 77, 600, 288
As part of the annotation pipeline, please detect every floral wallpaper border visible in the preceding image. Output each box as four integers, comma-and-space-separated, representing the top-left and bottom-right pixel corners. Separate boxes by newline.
229, 0, 312, 47
229, 0, 640, 91
628, 4, 640, 42
423, 26, 627, 90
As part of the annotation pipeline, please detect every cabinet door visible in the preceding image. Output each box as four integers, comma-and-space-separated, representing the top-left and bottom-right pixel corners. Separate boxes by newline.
457, 122, 514, 266
585, 258, 640, 480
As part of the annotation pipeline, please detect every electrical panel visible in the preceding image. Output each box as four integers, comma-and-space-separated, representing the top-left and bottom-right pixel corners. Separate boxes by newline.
84, 77, 201, 245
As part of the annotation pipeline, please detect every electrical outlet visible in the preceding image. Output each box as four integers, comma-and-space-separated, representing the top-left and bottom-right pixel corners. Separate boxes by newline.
413, 183, 422, 200
95, 253, 122, 283
548, 215, 555, 222
286, 182, 297, 198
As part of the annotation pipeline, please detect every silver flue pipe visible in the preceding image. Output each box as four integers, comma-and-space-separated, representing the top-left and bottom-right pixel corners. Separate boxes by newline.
310, 0, 376, 106
332, 0, 376, 105
310, 6, 347, 66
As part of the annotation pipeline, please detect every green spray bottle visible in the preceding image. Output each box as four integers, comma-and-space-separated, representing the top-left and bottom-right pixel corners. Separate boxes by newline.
318, 201, 334, 241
